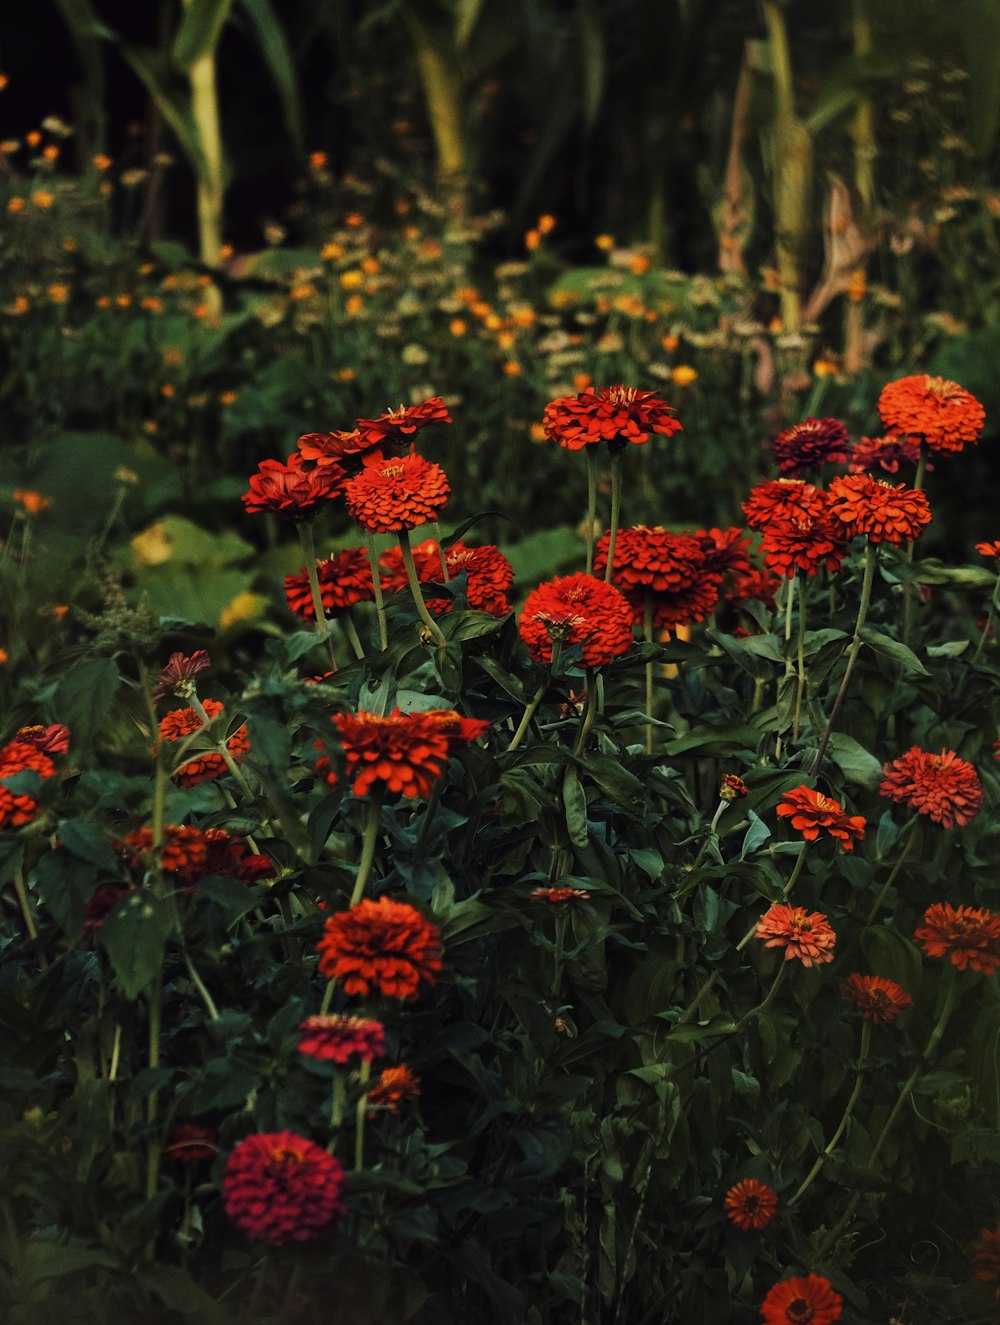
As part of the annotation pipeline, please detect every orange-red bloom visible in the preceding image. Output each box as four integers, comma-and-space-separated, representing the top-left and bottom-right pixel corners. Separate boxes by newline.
542, 385, 682, 451
366, 1063, 421, 1114
297, 428, 371, 469
742, 479, 827, 532
696, 526, 754, 585
776, 786, 865, 851
595, 526, 721, 629
332, 708, 456, 799
719, 773, 749, 801
772, 417, 850, 477
284, 547, 375, 621
122, 824, 209, 873
222, 1131, 345, 1244
177, 829, 272, 889
760, 1274, 843, 1325
157, 699, 250, 786
976, 540, 1000, 560
841, 973, 912, 1022
242, 452, 343, 518
827, 474, 931, 545
849, 434, 922, 475
878, 374, 985, 453
761, 510, 847, 579
531, 886, 592, 904
316, 896, 442, 1000
724, 1179, 778, 1230
519, 573, 634, 667
297, 1014, 385, 1064
0, 738, 57, 831
879, 747, 983, 828
354, 397, 451, 451
343, 452, 450, 532
915, 902, 1000, 975
15, 724, 70, 756
972, 1222, 1000, 1298
756, 905, 836, 967
380, 539, 514, 616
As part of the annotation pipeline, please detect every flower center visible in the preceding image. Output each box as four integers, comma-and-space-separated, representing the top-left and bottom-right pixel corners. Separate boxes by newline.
786, 1299, 814, 1323
379, 464, 405, 480
606, 386, 640, 406
271, 1145, 305, 1166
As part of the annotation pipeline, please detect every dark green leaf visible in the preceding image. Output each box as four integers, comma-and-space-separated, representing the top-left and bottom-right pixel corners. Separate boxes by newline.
96, 892, 174, 999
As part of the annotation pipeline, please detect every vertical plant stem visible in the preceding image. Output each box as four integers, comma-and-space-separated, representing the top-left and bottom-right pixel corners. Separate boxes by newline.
810, 540, 877, 777
793, 572, 807, 742
297, 521, 337, 669
972, 567, 1000, 664
507, 682, 548, 753
573, 677, 599, 757
354, 1060, 371, 1171
183, 950, 219, 1021
145, 978, 162, 1203
790, 1020, 871, 1206
12, 866, 40, 946
902, 444, 927, 645
584, 446, 598, 576
398, 529, 447, 648
350, 793, 384, 906
342, 609, 367, 661
851, 0, 876, 211
365, 531, 389, 651
864, 828, 917, 927
644, 593, 655, 755
603, 450, 624, 584
552, 911, 568, 995
328, 1071, 347, 1152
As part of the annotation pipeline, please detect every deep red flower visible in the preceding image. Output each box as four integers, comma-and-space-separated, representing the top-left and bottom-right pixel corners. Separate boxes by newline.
542, 385, 682, 451
121, 824, 209, 874
879, 747, 983, 828
242, 452, 344, 518
157, 699, 250, 786
343, 452, 450, 532
332, 708, 454, 799
742, 479, 827, 532
915, 902, 1000, 975
724, 1179, 778, 1230
165, 1124, 217, 1163
827, 474, 932, 545
222, 1131, 346, 1244
755, 905, 837, 967
519, 573, 634, 666
431, 542, 514, 616
725, 566, 781, 612
284, 547, 375, 621
841, 973, 912, 1023
353, 397, 452, 451
695, 526, 754, 585
760, 509, 847, 579
595, 527, 721, 629
760, 1274, 842, 1325
151, 650, 211, 702
316, 896, 442, 1000
422, 709, 491, 750
297, 428, 371, 469
0, 738, 57, 831
776, 786, 865, 851
972, 1222, 1000, 1298
878, 374, 985, 453
297, 1014, 385, 1064
378, 538, 441, 596
849, 434, 923, 475
366, 1063, 421, 1115
177, 829, 273, 889
772, 417, 851, 477
530, 886, 592, 904
14, 724, 70, 756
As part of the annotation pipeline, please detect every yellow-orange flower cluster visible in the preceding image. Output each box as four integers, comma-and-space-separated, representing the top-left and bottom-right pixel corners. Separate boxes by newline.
542, 385, 682, 451
827, 474, 931, 545
519, 573, 634, 667
878, 374, 985, 453
343, 452, 450, 532
317, 896, 442, 1000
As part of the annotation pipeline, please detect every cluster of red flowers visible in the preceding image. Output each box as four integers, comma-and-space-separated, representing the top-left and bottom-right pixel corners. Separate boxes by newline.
366, 1063, 421, 1115
756, 905, 837, 967
329, 707, 487, 800
519, 573, 634, 667
595, 526, 722, 628
771, 417, 850, 477
915, 902, 1000, 975
0, 730, 63, 832
157, 699, 251, 786
222, 1131, 345, 1244
760, 1274, 842, 1325
297, 1014, 385, 1064
841, 973, 912, 1023
542, 385, 682, 450
879, 746, 983, 828
724, 1179, 778, 1230
379, 539, 514, 617
776, 786, 865, 851
826, 474, 931, 545
878, 374, 986, 453
121, 824, 209, 873
316, 896, 442, 1000
284, 547, 375, 621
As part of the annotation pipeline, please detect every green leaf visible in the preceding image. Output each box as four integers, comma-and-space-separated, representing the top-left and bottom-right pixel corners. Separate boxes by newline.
58, 818, 120, 870
53, 658, 120, 749
562, 767, 589, 848
172, 0, 235, 70
665, 723, 760, 756
97, 892, 175, 999
22, 1240, 119, 1284
119, 45, 209, 179
454, 0, 484, 46
237, 0, 304, 153
860, 926, 922, 1000
826, 733, 883, 789
740, 810, 771, 859
859, 626, 929, 676
576, 0, 604, 127
140, 1264, 235, 1324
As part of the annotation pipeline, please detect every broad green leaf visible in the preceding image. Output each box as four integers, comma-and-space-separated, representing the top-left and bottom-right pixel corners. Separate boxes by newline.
21, 1240, 119, 1284
455, 0, 486, 49
97, 892, 175, 999
119, 45, 209, 180
860, 926, 922, 999
562, 767, 589, 848
576, 0, 604, 127
140, 1264, 235, 1324
859, 626, 929, 676
740, 810, 771, 859
237, 0, 304, 152
173, 0, 236, 70
826, 733, 883, 789
53, 658, 120, 749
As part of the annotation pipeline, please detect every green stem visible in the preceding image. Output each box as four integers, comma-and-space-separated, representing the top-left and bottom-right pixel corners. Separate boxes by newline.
182, 950, 219, 1021
145, 979, 162, 1204
188, 694, 263, 814
584, 446, 598, 576
864, 828, 917, 927
902, 445, 927, 645
573, 676, 599, 757
365, 531, 389, 651
342, 609, 367, 661
12, 866, 40, 946
793, 571, 807, 743
644, 593, 655, 755
603, 450, 624, 584
350, 793, 384, 906
790, 1020, 871, 1206
507, 683, 547, 753
354, 1059, 371, 1171
327, 1072, 347, 1152
297, 521, 337, 670
972, 568, 1000, 664
689, 798, 729, 871
552, 911, 568, 995
733, 960, 786, 1031
398, 528, 447, 648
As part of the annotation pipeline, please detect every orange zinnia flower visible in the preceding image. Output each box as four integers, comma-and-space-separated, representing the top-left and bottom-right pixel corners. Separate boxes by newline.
724, 1179, 778, 1230
297, 1014, 385, 1064
380, 540, 514, 617
695, 526, 753, 586
849, 434, 922, 475
595, 526, 721, 629
297, 428, 372, 469
353, 397, 451, 451
530, 886, 592, 904
122, 824, 209, 873
157, 699, 250, 786
542, 385, 682, 451
879, 747, 982, 828
915, 902, 1000, 975
760, 1274, 843, 1325
316, 896, 442, 1000
972, 1222, 1000, 1299
242, 452, 343, 518
975, 540, 1000, 561
0, 738, 57, 831
519, 573, 634, 667
760, 509, 847, 579
771, 417, 850, 478
343, 452, 450, 532
827, 474, 931, 545
366, 1063, 421, 1114
756, 905, 836, 967
878, 374, 985, 453
222, 1131, 345, 1245
841, 973, 912, 1023
284, 547, 375, 621
331, 708, 458, 799
776, 786, 865, 851
742, 479, 827, 532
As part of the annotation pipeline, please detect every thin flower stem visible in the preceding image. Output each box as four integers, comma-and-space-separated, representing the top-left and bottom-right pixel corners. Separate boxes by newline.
365, 531, 389, 651
354, 1060, 371, 1171
864, 828, 917, 927
584, 446, 598, 576
108, 1023, 122, 1082
188, 694, 265, 818
972, 568, 1000, 664
12, 866, 40, 947
183, 950, 220, 1021
552, 911, 568, 995
350, 794, 384, 906
145, 979, 162, 1204
902, 444, 927, 645
809, 540, 877, 778
573, 677, 599, 756
782, 574, 795, 672
342, 609, 367, 661
327, 1072, 347, 1152
507, 683, 547, 753
733, 960, 786, 1032
297, 521, 338, 670
689, 799, 729, 871
792, 572, 807, 743
398, 529, 447, 648
603, 449, 624, 584
644, 593, 655, 755
790, 1020, 871, 1207
319, 978, 336, 1016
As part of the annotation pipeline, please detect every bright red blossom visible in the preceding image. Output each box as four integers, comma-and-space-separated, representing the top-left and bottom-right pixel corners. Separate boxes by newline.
531, 886, 592, 904
354, 397, 452, 451
366, 1064, 421, 1114
332, 708, 473, 799
0, 739, 58, 830
826, 474, 931, 544
742, 479, 827, 531
519, 573, 634, 667
878, 374, 985, 453
756, 905, 837, 967
595, 527, 721, 629
284, 547, 375, 621
316, 897, 442, 1000
343, 452, 450, 532
122, 824, 209, 873
841, 973, 912, 1023
157, 699, 250, 786
542, 385, 682, 451
772, 417, 851, 477
297, 1014, 385, 1064
760, 1274, 843, 1325
849, 434, 922, 475
222, 1131, 345, 1245
915, 903, 1000, 975
975, 540, 1000, 560
761, 510, 846, 579
776, 786, 865, 851
724, 1179, 778, 1230
879, 747, 983, 828
242, 452, 343, 518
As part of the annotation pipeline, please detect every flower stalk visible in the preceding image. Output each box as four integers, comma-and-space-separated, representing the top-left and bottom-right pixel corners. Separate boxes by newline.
603, 449, 624, 584
296, 521, 338, 670
398, 528, 447, 649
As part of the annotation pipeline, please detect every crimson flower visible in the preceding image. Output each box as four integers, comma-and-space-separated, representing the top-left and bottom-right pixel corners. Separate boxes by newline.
519, 573, 634, 667
849, 434, 923, 475
285, 547, 375, 621
366, 1064, 421, 1114
772, 417, 851, 477
242, 452, 343, 518
14, 724, 70, 756
724, 1179, 778, 1230
165, 1124, 217, 1163
530, 886, 592, 904
297, 1014, 385, 1064
595, 526, 721, 629
760, 1274, 842, 1325
316, 896, 442, 1000
151, 650, 211, 701
972, 1222, 1000, 1299
542, 385, 682, 451
222, 1131, 346, 1244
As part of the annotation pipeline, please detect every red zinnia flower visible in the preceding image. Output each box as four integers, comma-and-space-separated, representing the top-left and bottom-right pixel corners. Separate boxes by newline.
0, 738, 57, 831
530, 886, 592, 904
284, 547, 375, 621
297, 1013, 385, 1064
841, 973, 913, 1022
378, 538, 440, 596
353, 397, 452, 451
878, 374, 985, 453
366, 1063, 421, 1115
151, 650, 211, 701
695, 526, 753, 584
14, 724, 70, 756
332, 708, 456, 799
772, 417, 851, 478
122, 824, 209, 874
760, 509, 846, 579
776, 786, 865, 851
827, 474, 931, 545
343, 452, 450, 532
975, 540, 1000, 561
849, 434, 923, 475
316, 896, 442, 1000
915, 902, 1000, 975
760, 1274, 843, 1325
879, 747, 983, 828
166, 1124, 217, 1163
542, 385, 682, 451
157, 699, 250, 786
242, 452, 343, 518
742, 479, 827, 532
422, 709, 491, 750
725, 565, 781, 612
519, 573, 634, 667
756, 905, 837, 967
719, 773, 749, 801
177, 829, 273, 889
595, 527, 721, 629
972, 1222, 1000, 1298
431, 542, 514, 616
724, 1179, 778, 1230
222, 1131, 346, 1245
297, 428, 371, 469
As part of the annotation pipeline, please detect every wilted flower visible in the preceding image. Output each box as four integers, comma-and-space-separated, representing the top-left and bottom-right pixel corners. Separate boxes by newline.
151, 650, 211, 701
366, 1064, 421, 1114
719, 774, 749, 801
166, 1124, 217, 1162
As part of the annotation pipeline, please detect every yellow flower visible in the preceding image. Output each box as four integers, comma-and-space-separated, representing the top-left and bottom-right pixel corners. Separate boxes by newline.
140, 296, 163, 313
332, 367, 356, 381
361, 256, 380, 275
92, 153, 113, 171
449, 318, 467, 336
322, 241, 345, 261
32, 190, 54, 210
47, 284, 69, 304
537, 214, 556, 234
812, 356, 839, 378
847, 267, 866, 302
671, 364, 697, 387
340, 269, 364, 289
661, 333, 679, 352
13, 489, 52, 515
524, 228, 541, 251
594, 234, 614, 251
220, 591, 268, 631
629, 253, 650, 275
8, 295, 29, 315
345, 294, 364, 316
290, 283, 316, 301
502, 360, 521, 376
